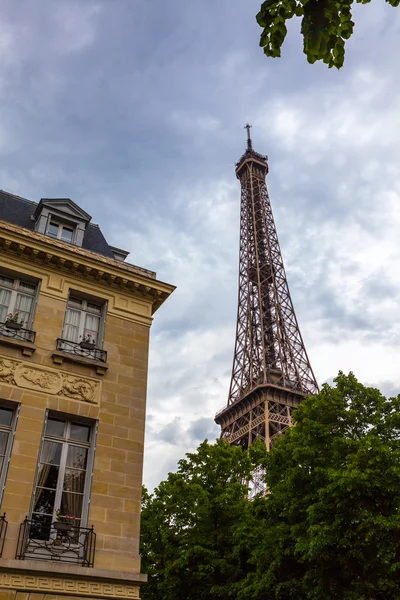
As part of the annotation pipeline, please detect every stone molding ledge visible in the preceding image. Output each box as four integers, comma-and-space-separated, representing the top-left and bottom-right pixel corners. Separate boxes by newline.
0, 335, 36, 357
52, 350, 109, 376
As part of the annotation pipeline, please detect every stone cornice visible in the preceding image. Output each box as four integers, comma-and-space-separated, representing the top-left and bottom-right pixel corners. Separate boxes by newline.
0, 220, 175, 314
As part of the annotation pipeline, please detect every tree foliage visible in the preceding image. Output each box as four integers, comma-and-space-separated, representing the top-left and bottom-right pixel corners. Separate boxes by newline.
140, 439, 266, 600
241, 372, 400, 599
140, 373, 400, 600
256, 0, 400, 69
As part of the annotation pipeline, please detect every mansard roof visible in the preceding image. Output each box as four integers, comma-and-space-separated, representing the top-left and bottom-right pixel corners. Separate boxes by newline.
0, 190, 115, 260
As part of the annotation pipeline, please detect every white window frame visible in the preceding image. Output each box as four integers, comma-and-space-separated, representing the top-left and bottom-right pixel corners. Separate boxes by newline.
30, 412, 98, 532
46, 219, 75, 243
0, 402, 20, 507
61, 293, 107, 350
0, 275, 38, 329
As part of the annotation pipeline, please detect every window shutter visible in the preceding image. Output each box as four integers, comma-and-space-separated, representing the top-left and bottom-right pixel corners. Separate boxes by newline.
31, 280, 41, 329
85, 419, 99, 522
28, 410, 49, 518
101, 300, 108, 349
0, 403, 20, 506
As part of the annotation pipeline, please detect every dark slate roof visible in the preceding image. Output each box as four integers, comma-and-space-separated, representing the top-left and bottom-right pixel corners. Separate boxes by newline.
0, 190, 115, 259
82, 223, 115, 258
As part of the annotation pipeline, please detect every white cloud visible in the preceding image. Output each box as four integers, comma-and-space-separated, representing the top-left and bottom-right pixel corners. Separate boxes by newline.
0, 0, 399, 491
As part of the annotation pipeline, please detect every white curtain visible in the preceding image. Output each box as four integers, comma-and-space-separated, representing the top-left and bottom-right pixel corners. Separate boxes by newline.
15, 293, 33, 327
34, 440, 62, 514
0, 289, 11, 323
63, 308, 81, 342
84, 314, 100, 344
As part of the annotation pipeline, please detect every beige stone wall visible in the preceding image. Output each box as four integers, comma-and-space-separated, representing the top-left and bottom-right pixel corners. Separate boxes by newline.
0, 253, 152, 575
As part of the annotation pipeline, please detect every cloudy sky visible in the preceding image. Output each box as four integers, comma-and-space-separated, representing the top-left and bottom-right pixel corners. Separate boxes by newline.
1, 0, 400, 489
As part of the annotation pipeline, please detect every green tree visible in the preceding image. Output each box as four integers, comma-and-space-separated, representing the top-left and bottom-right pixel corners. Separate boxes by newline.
140, 439, 265, 600
256, 0, 399, 68
140, 373, 400, 599
240, 372, 400, 600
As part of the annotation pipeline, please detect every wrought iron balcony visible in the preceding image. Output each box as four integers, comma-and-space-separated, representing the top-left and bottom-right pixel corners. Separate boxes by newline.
56, 338, 107, 363
0, 513, 8, 557
16, 518, 96, 567
0, 321, 36, 343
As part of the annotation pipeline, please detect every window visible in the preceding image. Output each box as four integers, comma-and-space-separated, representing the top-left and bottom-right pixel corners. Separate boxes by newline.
46, 220, 74, 243
62, 296, 105, 348
0, 403, 19, 505
31, 414, 96, 540
0, 275, 37, 328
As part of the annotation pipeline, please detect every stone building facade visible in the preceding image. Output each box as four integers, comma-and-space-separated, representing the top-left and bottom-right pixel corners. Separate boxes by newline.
0, 191, 174, 600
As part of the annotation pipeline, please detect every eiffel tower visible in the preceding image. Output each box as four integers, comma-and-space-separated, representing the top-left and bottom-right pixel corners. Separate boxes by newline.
215, 126, 318, 493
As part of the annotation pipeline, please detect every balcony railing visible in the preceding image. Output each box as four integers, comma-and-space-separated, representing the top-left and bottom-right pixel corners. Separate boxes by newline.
56, 338, 107, 363
0, 322, 36, 343
0, 514, 8, 557
16, 518, 96, 567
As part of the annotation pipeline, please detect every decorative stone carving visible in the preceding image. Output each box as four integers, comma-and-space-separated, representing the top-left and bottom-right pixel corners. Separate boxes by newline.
0, 358, 17, 383
15, 364, 62, 393
0, 573, 140, 599
60, 376, 98, 404
0, 353, 100, 405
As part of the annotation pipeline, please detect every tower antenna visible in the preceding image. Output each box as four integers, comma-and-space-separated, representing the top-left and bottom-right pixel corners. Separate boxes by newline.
244, 123, 253, 150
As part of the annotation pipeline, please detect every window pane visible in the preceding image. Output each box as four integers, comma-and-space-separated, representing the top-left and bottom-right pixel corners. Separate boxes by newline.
70, 423, 90, 442
66, 445, 88, 470
18, 281, 36, 294
61, 227, 73, 242
63, 308, 81, 342
15, 294, 32, 313
47, 222, 59, 237
87, 302, 102, 314
30, 514, 52, 540
0, 276, 14, 288
61, 491, 83, 520
15, 294, 33, 326
37, 464, 59, 490
0, 408, 13, 427
40, 441, 62, 465
84, 314, 100, 342
46, 418, 65, 437
0, 457, 4, 474
0, 288, 11, 323
33, 487, 56, 515
63, 468, 86, 494
68, 297, 83, 308
0, 431, 9, 455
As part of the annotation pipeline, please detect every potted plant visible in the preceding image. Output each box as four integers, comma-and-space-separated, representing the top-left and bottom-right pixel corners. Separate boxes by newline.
53, 509, 77, 532
79, 333, 96, 350
5, 312, 25, 330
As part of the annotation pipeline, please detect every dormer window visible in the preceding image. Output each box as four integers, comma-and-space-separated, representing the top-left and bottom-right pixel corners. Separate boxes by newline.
46, 220, 75, 243
33, 198, 92, 249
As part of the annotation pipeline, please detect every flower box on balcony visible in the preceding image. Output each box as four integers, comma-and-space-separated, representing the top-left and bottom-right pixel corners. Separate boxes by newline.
53, 521, 72, 532
5, 321, 23, 330
79, 341, 95, 350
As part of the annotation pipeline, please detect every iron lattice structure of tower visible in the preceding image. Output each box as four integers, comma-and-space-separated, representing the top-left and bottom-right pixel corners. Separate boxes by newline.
215, 127, 318, 491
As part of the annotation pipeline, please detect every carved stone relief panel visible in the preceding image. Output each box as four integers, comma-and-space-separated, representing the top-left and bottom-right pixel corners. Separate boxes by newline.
15, 364, 62, 393
0, 355, 100, 404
